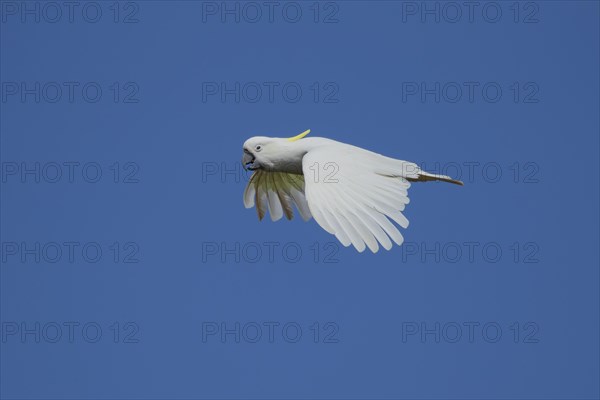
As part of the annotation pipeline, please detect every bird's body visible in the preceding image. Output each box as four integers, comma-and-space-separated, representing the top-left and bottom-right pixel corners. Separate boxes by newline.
242, 130, 462, 253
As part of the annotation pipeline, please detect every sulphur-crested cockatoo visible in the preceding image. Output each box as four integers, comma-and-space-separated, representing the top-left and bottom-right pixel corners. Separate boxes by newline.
242, 130, 462, 253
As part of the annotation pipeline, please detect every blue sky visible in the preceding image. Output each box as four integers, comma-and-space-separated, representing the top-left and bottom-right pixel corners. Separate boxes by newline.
1, 1, 599, 398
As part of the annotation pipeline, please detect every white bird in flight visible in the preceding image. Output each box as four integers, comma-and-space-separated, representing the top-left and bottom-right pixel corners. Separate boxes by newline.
242, 130, 462, 253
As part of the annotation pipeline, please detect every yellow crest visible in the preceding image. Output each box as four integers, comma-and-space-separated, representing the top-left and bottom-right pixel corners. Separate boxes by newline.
287, 129, 311, 142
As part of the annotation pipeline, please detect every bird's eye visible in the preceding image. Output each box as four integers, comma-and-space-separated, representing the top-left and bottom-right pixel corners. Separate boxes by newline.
255, 145, 262, 152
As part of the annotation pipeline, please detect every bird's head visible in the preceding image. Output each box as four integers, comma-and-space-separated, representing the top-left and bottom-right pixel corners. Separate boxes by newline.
242, 129, 310, 171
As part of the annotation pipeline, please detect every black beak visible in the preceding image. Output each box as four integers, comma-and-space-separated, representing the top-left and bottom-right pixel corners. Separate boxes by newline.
242, 150, 255, 171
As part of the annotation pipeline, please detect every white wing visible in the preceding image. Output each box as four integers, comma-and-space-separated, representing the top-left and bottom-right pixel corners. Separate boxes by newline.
243, 170, 312, 222
302, 144, 421, 253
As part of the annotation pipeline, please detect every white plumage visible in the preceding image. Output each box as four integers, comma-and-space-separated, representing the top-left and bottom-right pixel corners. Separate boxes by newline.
242, 130, 462, 253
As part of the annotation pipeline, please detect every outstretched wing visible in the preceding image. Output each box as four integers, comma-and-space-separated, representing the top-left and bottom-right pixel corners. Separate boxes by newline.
243, 170, 312, 222
302, 145, 419, 253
